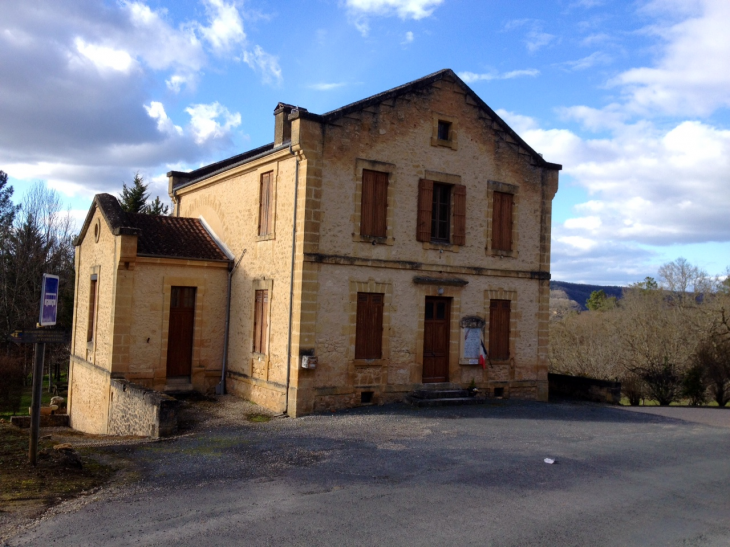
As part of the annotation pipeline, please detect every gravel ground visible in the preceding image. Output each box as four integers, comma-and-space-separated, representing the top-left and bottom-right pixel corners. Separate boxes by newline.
5, 398, 730, 547
615, 405, 730, 428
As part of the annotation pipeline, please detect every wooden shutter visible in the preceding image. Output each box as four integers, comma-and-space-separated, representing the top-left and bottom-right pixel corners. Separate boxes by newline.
253, 289, 268, 353
492, 191, 513, 251
258, 172, 273, 236
489, 299, 511, 360
417, 179, 433, 242
355, 293, 384, 359
87, 279, 97, 342
452, 184, 466, 245
360, 170, 388, 238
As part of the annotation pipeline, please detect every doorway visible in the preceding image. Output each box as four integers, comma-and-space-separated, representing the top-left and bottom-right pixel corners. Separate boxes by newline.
423, 296, 451, 383
166, 286, 196, 379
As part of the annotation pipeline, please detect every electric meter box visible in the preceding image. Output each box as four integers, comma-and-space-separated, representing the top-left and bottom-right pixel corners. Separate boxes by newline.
301, 355, 318, 369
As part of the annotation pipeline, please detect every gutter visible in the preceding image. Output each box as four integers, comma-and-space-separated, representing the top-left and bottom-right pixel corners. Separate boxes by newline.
284, 143, 300, 415
216, 249, 246, 395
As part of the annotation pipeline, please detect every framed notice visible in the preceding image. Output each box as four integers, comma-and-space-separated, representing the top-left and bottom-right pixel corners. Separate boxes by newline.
39, 274, 59, 327
459, 315, 486, 365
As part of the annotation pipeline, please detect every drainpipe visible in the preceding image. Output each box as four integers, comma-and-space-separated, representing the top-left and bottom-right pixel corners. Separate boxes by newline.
216, 249, 246, 395
284, 143, 300, 415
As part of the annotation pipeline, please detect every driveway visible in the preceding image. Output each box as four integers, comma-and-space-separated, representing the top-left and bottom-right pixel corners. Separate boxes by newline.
6, 400, 730, 547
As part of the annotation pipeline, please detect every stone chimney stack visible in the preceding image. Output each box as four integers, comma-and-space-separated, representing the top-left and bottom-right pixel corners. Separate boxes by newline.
274, 103, 295, 146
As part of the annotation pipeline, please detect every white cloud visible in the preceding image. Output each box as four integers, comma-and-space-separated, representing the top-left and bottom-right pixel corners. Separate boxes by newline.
526, 30, 555, 52
612, 0, 730, 116
308, 82, 348, 91
560, 51, 612, 71
458, 69, 539, 84
345, 0, 444, 20
185, 102, 241, 144
403, 31, 414, 44
166, 74, 190, 93
243, 45, 282, 86
518, 118, 730, 246
144, 102, 183, 136
73, 37, 137, 73
198, 0, 246, 54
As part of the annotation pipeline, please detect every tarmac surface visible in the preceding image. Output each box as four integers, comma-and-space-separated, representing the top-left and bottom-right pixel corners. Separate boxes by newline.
6, 399, 730, 547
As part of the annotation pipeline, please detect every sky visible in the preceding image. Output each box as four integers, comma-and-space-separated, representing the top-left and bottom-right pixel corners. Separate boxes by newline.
1, 0, 729, 285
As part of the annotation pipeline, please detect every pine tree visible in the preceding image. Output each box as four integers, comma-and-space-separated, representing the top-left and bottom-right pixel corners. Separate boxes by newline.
119, 172, 150, 213
0, 171, 19, 235
146, 196, 169, 216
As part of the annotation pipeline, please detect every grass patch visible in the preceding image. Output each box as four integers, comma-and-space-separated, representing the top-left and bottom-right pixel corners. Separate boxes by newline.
246, 414, 271, 423
0, 424, 114, 514
0, 373, 68, 422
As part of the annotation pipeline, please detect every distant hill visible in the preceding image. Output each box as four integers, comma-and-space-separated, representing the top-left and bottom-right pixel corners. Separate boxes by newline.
550, 281, 624, 311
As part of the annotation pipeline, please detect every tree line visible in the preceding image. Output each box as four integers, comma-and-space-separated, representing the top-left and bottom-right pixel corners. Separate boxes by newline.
550, 258, 730, 406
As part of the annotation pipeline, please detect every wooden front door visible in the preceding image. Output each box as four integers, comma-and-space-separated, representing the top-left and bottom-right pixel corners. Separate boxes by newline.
166, 286, 196, 378
423, 297, 451, 383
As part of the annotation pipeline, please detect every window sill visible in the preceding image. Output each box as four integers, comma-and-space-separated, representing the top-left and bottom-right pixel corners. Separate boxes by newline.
430, 137, 458, 150
256, 233, 276, 242
251, 352, 268, 360
353, 358, 387, 367
487, 248, 518, 258
423, 241, 460, 253
352, 234, 395, 246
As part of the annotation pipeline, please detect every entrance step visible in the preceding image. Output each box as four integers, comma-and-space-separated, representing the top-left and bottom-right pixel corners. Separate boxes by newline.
164, 377, 195, 394
406, 389, 487, 408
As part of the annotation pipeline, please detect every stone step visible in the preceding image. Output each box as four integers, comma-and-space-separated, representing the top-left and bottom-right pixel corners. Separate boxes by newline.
406, 396, 487, 408
411, 389, 471, 399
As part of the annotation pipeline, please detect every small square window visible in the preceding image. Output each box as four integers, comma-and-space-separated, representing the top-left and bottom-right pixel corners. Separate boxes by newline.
437, 120, 451, 141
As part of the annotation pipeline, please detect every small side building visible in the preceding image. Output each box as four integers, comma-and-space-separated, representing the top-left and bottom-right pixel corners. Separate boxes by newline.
68, 195, 230, 434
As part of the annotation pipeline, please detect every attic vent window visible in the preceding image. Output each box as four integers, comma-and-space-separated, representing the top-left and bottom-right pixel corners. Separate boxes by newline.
437, 120, 451, 141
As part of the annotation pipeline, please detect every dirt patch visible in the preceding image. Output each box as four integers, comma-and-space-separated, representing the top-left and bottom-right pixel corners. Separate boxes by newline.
0, 424, 126, 542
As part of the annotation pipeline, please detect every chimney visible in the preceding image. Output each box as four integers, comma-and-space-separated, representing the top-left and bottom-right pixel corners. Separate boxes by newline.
274, 103, 294, 146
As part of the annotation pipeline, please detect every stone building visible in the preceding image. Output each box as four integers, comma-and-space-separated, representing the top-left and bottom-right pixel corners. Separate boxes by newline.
68, 69, 560, 431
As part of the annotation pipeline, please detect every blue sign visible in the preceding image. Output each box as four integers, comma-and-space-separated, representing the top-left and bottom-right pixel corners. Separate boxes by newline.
39, 274, 59, 326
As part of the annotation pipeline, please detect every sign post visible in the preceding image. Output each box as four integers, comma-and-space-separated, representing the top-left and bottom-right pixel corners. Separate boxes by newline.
28, 274, 59, 466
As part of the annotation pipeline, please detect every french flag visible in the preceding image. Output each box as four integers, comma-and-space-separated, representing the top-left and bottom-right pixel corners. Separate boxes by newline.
479, 339, 488, 369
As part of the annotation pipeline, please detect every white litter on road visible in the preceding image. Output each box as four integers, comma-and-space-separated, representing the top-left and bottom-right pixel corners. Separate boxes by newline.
544, 458, 555, 464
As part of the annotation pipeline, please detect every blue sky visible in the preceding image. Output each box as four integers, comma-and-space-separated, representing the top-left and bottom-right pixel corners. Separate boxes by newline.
2, 0, 729, 284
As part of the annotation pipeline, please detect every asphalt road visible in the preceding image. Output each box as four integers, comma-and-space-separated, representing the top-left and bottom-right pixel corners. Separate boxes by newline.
7, 400, 730, 546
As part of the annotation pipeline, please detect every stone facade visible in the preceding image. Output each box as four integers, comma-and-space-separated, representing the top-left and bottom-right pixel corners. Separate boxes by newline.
69, 69, 560, 429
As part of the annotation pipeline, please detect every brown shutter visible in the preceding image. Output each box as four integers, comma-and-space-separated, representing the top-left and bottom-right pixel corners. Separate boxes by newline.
452, 184, 466, 245
373, 171, 388, 237
492, 192, 513, 251
87, 279, 97, 342
361, 170, 388, 238
259, 172, 273, 236
261, 290, 269, 354
355, 293, 370, 359
417, 179, 433, 242
253, 290, 262, 352
355, 292, 384, 359
489, 299, 511, 360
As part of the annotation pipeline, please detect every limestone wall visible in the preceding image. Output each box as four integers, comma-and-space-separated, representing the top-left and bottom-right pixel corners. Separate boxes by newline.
124, 259, 228, 393
108, 379, 179, 437
68, 356, 111, 434
175, 150, 299, 411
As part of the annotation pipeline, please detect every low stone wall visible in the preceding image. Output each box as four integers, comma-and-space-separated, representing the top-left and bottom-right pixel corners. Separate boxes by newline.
548, 373, 621, 404
108, 379, 179, 438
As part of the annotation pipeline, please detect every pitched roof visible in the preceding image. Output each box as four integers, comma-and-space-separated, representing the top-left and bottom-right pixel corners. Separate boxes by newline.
168, 68, 561, 188
75, 194, 230, 262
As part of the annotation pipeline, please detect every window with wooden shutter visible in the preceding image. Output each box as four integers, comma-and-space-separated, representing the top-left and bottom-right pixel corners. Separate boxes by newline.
488, 299, 511, 360
355, 292, 384, 359
452, 184, 466, 245
253, 289, 269, 353
491, 191, 513, 251
416, 178, 433, 242
431, 183, 451, 242
258, 171, 274, 236
360, 169, 388, 238
87, 278, 97, 342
